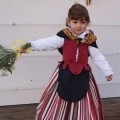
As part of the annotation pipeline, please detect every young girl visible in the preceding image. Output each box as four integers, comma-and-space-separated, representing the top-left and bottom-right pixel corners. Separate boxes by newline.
29, 3, 113, 120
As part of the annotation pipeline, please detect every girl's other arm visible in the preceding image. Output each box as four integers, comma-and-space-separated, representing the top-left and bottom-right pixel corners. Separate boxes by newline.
88, 45, 114, 81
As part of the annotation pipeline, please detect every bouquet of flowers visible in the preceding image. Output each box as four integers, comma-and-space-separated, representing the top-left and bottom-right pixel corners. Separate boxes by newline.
0, 42, 31, 76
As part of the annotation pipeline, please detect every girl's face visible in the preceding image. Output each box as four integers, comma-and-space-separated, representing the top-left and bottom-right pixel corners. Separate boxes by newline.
66, 18, 89, 36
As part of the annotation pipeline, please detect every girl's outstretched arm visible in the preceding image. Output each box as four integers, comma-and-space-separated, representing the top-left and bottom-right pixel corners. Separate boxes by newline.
29, 35, 64, 51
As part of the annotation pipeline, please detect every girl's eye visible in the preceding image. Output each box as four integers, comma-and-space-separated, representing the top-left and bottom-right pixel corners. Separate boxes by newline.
81, 22, 85, 24
81, 21, 87, 24
74, 22, 77, 23
73, 21, 78, 23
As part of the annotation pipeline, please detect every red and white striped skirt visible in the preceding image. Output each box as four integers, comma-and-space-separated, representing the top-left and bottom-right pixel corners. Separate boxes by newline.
36, 68, 104, 120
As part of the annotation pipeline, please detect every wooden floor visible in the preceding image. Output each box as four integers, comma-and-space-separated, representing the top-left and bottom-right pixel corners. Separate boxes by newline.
0, 97, 120, 120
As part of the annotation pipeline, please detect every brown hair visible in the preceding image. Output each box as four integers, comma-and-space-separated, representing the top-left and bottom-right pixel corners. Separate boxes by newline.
66, 3, 90, 26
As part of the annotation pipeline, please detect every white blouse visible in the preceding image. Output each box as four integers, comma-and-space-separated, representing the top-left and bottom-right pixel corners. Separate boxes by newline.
30, 30, 114, 77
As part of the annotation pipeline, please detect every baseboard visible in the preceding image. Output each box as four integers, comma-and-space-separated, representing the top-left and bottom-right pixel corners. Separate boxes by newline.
0, 83, 120, 106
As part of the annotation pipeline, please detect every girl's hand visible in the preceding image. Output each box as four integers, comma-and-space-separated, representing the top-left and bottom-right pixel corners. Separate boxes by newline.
106, 74, 113, 81
20, 49, 26, 53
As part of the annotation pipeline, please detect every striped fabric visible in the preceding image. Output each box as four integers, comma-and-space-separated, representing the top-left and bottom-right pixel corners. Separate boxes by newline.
36, 68, 104, 120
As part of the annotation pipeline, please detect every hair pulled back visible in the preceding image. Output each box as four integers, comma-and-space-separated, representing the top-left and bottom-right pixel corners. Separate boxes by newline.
68, 3, 90, 23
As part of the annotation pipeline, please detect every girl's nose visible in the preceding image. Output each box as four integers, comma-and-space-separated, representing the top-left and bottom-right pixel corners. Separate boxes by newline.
77, 23, 81, 27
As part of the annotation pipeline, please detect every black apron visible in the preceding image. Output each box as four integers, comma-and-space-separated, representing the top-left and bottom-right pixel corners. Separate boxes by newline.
57, 61, 90, 102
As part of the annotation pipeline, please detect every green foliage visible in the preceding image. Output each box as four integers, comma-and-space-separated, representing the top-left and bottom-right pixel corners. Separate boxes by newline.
0, 43, 31, 76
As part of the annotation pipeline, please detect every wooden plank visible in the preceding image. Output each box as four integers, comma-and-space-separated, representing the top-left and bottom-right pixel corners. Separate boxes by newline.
102, 97, 120, 119
0, 104, 38, 120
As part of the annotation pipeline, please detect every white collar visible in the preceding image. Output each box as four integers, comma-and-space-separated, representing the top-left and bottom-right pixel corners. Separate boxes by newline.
67, 27, 89, 39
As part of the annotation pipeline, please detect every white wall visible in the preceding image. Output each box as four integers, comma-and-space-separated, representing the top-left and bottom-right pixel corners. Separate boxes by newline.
0, 0, 120, 106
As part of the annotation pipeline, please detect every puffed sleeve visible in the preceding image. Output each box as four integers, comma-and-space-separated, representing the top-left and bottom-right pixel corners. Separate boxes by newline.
29, 35, 64, 51
88, 43, 114, 77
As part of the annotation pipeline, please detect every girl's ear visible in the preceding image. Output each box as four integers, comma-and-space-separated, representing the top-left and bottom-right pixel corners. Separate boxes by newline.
66, 18, 70, 26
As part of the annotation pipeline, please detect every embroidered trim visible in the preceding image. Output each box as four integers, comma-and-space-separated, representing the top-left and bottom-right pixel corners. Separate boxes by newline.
63, 28, 78, 40
86, 30, 97, 44
62, 28, 97, 45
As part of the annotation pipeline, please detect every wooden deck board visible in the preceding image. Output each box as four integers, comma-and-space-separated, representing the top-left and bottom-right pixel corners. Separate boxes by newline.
0, 97, 120, 120
102, 97, 120, 120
